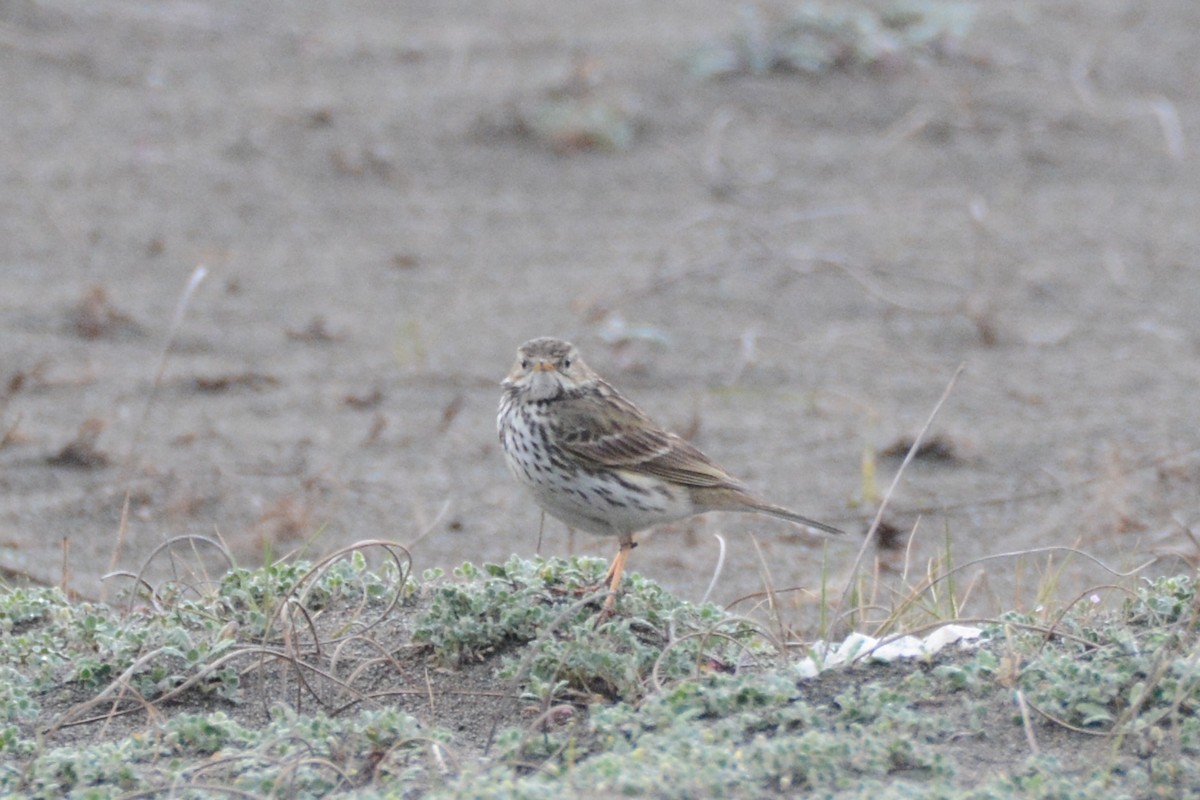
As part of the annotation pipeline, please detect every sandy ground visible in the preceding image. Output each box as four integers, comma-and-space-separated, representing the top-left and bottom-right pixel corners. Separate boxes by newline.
2, 0, 1199, 623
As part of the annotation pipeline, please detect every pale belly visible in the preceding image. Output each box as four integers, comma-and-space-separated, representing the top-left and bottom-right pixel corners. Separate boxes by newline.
522, 466, 696, 536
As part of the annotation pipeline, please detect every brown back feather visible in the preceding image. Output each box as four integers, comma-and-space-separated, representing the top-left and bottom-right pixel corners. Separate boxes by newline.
553, 381, 742, 490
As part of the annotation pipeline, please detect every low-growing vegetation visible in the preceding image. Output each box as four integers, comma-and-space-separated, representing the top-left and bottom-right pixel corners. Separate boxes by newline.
1, 552, 1197, 798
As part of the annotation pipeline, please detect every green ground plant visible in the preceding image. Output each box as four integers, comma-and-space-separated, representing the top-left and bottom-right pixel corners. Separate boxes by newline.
1, 554, 1197, 797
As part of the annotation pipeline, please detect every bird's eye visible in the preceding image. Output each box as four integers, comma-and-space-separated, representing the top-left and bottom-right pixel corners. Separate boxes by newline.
562, 358, 572, 369
520, 359, 530, 370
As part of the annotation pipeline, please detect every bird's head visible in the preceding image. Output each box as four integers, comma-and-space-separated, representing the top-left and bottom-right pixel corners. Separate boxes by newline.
504, 337, 595, 401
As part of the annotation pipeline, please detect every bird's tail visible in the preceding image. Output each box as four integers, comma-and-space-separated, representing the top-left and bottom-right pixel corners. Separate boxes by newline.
749, 501, 844, 536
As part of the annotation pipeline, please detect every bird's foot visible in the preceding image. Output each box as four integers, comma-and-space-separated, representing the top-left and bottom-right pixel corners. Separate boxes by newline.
592, 588, 620, 627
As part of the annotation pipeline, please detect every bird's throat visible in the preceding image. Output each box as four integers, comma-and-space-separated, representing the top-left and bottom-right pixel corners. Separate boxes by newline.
526, 372, 563, 401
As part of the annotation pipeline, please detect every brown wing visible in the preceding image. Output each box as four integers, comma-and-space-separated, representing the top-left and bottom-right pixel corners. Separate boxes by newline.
552, 382, 741, 489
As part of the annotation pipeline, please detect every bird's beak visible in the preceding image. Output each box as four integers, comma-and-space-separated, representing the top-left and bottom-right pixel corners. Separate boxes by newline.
532, 360, 556, 372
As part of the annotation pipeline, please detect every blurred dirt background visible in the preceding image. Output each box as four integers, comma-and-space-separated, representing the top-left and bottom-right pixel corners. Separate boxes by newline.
1, 0, 1198, 624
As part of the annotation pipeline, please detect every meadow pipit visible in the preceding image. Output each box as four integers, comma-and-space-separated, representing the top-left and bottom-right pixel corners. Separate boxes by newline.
497, 337, 841, 610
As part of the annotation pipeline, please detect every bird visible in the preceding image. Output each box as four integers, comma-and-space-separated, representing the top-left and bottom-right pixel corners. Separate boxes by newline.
496, 336, 841, 612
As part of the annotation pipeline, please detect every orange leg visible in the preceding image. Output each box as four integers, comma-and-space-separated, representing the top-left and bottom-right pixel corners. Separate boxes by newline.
601, 535, 637, 613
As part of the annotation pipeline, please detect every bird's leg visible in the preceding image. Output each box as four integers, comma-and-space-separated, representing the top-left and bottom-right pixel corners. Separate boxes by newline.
601, 534, 637, 614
